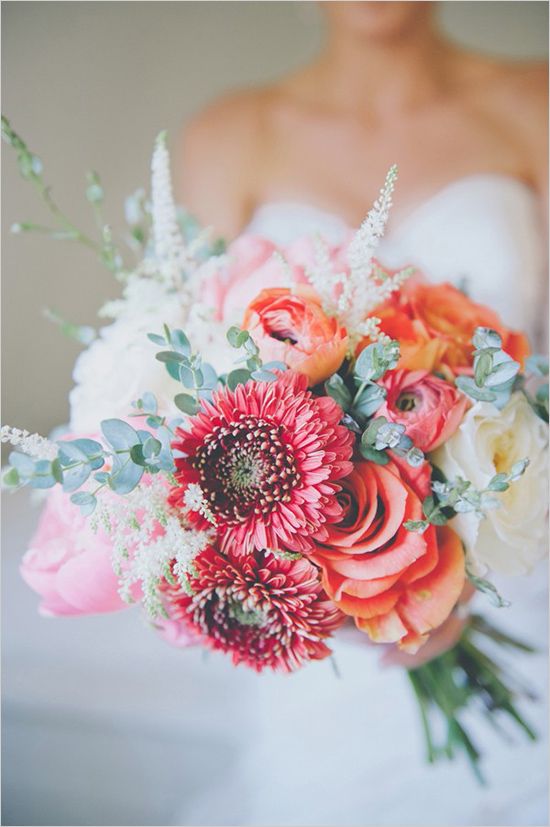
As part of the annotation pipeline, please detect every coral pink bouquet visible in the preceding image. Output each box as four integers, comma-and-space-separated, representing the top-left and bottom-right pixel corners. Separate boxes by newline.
2, 119, 548, 778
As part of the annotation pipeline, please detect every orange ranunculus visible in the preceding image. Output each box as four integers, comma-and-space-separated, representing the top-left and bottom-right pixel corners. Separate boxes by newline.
368, 280, 530, 376
242, 286, 348, 386
309, 458, 465, 653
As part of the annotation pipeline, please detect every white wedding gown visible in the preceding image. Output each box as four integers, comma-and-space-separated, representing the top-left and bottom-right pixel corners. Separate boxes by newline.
180, 174, 548, 826
4, 177, 546, 827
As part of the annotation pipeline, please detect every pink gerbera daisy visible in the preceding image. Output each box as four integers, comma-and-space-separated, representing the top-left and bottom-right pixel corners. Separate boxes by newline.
169, 372, 354, 553
162, 545, 345, 672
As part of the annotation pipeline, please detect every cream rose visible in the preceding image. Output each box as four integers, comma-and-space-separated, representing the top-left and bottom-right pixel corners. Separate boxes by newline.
433, 392, 548, 576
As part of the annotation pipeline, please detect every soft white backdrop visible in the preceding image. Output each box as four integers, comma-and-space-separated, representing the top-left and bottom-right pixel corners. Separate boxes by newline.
2, 3, 548, 826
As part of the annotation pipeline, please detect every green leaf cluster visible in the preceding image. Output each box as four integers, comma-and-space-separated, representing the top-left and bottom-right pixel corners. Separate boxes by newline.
409, 614, 537, 781
151, 325, 218, 415
455, 327, 520, 407
224, 326, 284, 388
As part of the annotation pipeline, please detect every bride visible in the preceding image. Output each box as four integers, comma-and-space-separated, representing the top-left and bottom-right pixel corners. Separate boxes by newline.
175, 3, 548, 824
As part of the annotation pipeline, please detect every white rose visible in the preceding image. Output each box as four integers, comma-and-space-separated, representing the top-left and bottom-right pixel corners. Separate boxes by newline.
69, 304, 184, 433
433, 392, 548, 576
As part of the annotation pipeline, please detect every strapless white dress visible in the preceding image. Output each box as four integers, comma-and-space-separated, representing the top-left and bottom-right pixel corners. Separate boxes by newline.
180, 175, 548, 826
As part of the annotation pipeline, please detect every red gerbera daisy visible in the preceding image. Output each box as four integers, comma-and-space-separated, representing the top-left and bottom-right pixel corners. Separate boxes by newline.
169, 371, 354, 553
162, 545, 345, 672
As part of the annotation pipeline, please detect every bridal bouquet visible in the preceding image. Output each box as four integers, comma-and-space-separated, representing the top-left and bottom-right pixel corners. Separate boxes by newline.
2, 118, 548, 778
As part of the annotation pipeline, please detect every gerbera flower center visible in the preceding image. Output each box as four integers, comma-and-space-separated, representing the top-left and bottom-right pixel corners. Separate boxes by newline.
192, 414, 301, 524
226, 599, 268, 628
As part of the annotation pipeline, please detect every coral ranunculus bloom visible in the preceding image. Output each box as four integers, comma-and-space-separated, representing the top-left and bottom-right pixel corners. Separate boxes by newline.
378, 368, 469, 452
242, 286, 348, 386
310, 459, 465, 653
370, 279, 530, 376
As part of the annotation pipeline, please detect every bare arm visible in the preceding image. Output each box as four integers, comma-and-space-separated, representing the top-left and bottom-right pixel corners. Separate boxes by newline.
175, 91, 264, 240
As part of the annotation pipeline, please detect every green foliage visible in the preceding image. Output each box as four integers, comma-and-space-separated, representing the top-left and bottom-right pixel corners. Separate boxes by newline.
43, 308, 96, 346
456, 327, 520, 407
354, 340, 400, 383
409, 614, 537, 781
2, 115, 124, 271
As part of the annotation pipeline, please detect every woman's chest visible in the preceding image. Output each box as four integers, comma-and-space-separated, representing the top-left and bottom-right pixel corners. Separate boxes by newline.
258, 102, 525, 223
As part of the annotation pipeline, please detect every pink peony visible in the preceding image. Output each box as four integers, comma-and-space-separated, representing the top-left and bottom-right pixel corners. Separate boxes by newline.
199, 233, 362, 327
21, 485, 133, 616
200, 235, 303, 322
378, 368, 469, 452
169, 371, 354, 553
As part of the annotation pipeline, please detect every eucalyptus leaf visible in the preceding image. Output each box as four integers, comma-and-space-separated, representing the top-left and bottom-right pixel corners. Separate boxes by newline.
179, 364, 196, 388
70, 490, 97, 516
62, 461, 92, 493
472, 328, 502, 350
468, 573, 510, 608
227, 369, 251, 391
156, 350, 187, 364
485, 352, 520, 388
109, 455, 144, 494
353, 383, 386, 418
325, 374, 352, 411
170, 329, 191, 355
2, 467, 20, 487
143, 437, 162, 459
8, 451, 36, 476
174, 393, 200, 415
101, 419, 139, 451
251, 369, 277, 382
526, 354, 549, 377
147, 333, 166, 346
487, 474, 509, 492
359, 444, 390, 464
455, 375, 497, 402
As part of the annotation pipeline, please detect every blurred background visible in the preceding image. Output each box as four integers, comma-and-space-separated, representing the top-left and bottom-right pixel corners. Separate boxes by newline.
2, 3, 549, 826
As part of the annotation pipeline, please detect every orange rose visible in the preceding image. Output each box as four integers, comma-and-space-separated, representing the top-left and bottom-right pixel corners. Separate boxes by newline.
242, 286, 348, 386
369, 280, 529, 376
310, 458, 465, 653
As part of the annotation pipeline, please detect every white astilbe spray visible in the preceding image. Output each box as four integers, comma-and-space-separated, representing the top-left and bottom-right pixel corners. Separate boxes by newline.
150, 131, 187, 284
347, 165, 398, 281
97, 133, 204, 326
91, 474, 212, 617
183, 483, 218, 526
305, 165, 413, 344
305, 236, 343, 316
1, 426, 58, 460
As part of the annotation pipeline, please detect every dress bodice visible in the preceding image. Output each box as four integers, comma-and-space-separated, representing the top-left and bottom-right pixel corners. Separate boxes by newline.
246, 174, 545, 340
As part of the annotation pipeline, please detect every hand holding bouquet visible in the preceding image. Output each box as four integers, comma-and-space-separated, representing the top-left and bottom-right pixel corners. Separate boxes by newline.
2, 119, 548, 779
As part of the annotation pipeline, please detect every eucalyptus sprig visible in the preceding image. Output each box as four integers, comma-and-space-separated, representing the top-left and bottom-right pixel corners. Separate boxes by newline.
523, 353, 549, 422
404, 459, 530, 539
2, 418, 175, 515
455, 327, 520, 408
2, 115, 124, 272
225, 326, 286, 387
151, 324, 218, 415
360, 416, 424, 468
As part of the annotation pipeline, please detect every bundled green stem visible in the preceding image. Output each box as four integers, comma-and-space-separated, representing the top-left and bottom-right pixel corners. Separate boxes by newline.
408, 614, 537, 782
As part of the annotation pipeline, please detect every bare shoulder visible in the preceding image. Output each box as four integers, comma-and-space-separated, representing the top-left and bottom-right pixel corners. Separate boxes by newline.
457, 53, 547, 183
183, 88, 269, 150
461, 54, 548, 126
489, 59, 547, 116
176, 88, 273, 237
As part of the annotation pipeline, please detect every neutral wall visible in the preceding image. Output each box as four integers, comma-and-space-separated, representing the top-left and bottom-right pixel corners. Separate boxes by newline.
2, 1, 549, 435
